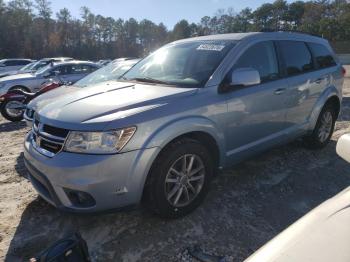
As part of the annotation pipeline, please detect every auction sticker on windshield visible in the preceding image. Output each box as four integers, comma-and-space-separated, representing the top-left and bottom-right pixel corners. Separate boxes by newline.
197, 44, 226, 51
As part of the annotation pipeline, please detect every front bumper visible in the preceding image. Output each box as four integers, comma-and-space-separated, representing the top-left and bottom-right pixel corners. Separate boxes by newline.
24, 132, 159, 212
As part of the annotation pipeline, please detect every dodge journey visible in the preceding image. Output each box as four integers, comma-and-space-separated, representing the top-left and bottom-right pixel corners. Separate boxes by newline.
24, 32, 344, 218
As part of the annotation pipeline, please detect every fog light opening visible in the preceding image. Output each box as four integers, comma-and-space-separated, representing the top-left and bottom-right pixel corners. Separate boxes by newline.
64, 189, 96, 208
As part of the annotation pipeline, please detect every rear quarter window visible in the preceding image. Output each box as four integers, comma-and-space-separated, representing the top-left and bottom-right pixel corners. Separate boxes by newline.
308, 42, 336, 69
278, 41, 314, 76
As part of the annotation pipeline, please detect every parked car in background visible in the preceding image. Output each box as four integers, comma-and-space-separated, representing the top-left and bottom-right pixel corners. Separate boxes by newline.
245, 134, 350, 262
74, 58, 140, 87
24, 58, 140, 124
0, 57, 73, 78
0, 59, 35, 74
0, 60, 99, 96
97, 59, 112, 66
0, 77, 66, 122
24, 32, 343, 218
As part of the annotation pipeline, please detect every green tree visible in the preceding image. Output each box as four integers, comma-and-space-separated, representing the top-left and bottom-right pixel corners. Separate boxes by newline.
171, 20, 192, 40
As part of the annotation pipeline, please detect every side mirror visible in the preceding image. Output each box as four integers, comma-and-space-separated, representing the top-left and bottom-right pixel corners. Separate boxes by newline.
336, 134, 350, 163
231, 68, 261, 87
219, 68, 261, 93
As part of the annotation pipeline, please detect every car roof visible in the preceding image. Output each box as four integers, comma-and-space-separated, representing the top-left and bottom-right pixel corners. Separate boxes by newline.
173, 31, 329, 45
40, 57, 73, 61
111, 58, 140, 64
51, 60, 99, 67
0, 58, 34, 62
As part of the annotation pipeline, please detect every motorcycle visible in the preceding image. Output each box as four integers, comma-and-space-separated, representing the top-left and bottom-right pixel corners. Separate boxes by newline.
0, 78, 66, 122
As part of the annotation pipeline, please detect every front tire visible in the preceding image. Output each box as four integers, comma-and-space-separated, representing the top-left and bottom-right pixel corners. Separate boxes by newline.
303, 103, 336, 149
1, 99, 25, 122
144, 138, 214, 218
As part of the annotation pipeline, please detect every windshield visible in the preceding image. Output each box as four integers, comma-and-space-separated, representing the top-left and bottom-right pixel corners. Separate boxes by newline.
123, 40, 235, 88
19, 61, 36, 71
74, 60, 139, 87
30, 60, 57, 73
35, 64, 52, 75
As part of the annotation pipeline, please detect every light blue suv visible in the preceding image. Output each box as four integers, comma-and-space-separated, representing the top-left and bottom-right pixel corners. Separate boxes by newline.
24, 32, 344, 218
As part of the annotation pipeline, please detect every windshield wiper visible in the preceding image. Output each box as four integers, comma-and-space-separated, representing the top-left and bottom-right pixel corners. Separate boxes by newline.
126, 77, 171, 85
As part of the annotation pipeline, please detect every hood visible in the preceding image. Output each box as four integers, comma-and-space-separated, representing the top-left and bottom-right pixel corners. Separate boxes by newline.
37, 81, 197, 130
0, 73, 35, 82
28, 85, 81, 111
0, 70, 20, 78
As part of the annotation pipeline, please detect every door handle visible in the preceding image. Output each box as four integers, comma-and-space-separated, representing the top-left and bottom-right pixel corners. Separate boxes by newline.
314, 75, 328, 84
274, 88, 286, 95
314, 78, 325, 84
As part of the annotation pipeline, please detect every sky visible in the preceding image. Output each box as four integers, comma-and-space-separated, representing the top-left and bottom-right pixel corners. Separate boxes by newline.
48, 0, 294, 29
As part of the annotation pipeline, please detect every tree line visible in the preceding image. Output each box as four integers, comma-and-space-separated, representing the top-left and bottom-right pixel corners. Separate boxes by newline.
0, 0, 349, 60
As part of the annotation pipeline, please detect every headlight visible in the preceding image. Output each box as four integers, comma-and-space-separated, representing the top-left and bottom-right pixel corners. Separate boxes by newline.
64, 127, 136, 154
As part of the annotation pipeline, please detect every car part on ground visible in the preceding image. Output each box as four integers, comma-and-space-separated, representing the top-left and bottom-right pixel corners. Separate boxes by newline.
32, 232, 91, 262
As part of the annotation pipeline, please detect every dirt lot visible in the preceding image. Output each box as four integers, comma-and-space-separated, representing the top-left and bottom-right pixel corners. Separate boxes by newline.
1, 68, 350, 262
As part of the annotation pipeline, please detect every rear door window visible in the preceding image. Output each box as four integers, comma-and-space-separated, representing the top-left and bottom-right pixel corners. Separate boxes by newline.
4, 60, 19, 66
4, 60, 30, 66
17, 60, 31, 65
308, 43, 336, 69
52, 65, 71, 75
234, 41, 279, 83
278, 41, 314, 76
71, 65, 96, 74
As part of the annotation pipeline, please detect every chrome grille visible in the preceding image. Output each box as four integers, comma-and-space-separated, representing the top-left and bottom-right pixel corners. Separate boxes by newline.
32, 121, 69, 157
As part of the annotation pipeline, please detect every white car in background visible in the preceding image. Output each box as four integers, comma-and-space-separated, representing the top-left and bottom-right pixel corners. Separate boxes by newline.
0, 57, 73, 79
245, 134, 350, 262
0, 59, 35, 73
0, 60, 100, 96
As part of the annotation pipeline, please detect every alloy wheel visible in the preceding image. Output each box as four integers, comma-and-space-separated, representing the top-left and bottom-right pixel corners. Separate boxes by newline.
318, 111, 333, 143
165, 154, 205, 207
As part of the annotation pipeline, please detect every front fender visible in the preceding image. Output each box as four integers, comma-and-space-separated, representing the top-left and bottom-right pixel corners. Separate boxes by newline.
141, 116, 226, 167
127, 116, 226, 202
308, 85, 341, 130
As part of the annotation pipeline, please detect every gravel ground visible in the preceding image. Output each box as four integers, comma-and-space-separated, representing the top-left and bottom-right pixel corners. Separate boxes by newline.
1, 67, 350, 262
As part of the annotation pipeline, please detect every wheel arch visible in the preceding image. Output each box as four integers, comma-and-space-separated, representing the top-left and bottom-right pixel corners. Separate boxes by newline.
308, 86, 341, 130
135, 117, 225, 203
9, 85, 30, 92
324, 96, 341, 117
140, 116, 226, 168
140, 130, 221, 204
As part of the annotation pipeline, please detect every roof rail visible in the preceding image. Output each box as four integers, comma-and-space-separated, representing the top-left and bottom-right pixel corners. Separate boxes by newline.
259, 29, 323, 38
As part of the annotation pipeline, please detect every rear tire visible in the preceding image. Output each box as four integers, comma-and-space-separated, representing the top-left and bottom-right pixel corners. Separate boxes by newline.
144, 138, 214, 218
303, 103, 336, 149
